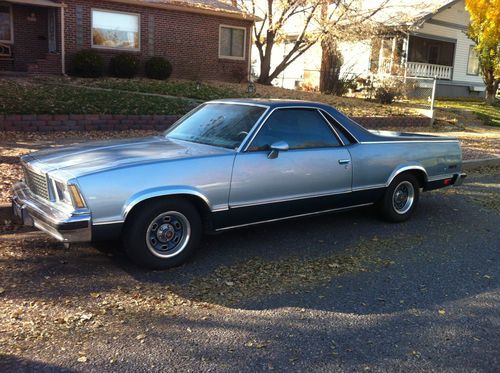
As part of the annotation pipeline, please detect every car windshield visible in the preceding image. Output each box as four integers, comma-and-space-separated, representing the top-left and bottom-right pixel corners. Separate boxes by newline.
164, 103, 266, 149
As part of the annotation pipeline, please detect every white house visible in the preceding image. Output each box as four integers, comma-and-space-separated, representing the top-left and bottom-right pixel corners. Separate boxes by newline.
366, 0, 485, 97
253, 0, 485, 97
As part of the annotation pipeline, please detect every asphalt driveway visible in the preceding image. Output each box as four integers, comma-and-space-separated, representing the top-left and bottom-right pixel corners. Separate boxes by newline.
0, 168, 499, 372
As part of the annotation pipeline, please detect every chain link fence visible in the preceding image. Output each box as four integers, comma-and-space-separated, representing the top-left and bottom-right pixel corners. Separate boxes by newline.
349, 75, 438, 126
397, 76, 437, 125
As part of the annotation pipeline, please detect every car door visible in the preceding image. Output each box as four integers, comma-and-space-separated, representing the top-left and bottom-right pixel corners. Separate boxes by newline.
228, 108, 352, 226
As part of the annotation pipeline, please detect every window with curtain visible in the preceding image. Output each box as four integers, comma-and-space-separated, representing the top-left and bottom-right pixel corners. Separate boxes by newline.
92, 9, 140, 50
219, 26, 245, 59
467, 46, 480, 75
0, 4, 12, 43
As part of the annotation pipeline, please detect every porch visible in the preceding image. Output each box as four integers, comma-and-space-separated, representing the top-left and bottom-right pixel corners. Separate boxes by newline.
0, 0, 64, 74
376, 34, 455, 80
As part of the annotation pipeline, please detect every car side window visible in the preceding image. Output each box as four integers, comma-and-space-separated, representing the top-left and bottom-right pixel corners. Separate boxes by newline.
248, 109, 341, 151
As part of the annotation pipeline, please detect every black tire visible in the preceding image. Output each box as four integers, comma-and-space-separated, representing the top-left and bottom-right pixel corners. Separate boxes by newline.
379, 173, 420, 222
122, 198, 202, 270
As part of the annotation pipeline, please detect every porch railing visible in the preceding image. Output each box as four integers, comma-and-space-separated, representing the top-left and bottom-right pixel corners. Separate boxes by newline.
406, 62, 453, 80
0, 43, 12, 58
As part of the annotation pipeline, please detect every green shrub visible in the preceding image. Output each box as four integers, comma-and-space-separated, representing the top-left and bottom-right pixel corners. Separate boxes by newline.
145, 57, 172, 80
109, 54, 140, 78
70, 49, 104, 78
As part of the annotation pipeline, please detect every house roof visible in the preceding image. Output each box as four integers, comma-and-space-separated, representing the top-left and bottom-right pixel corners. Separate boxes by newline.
371, 0, 459, 28
106, 0, 259, 21
413, 0, 462, 26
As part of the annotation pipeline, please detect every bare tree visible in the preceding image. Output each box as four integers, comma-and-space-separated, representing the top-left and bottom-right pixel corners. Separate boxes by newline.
237, 0, 394, 85
238, 0, 441, 86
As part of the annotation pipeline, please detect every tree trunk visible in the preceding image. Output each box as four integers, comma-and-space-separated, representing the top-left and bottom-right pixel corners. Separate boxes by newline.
257, 54, 273, 84
256, 31, 275, 85
485, 81, 498, 105
319, 43, 331, 92
319, 43, 343, 94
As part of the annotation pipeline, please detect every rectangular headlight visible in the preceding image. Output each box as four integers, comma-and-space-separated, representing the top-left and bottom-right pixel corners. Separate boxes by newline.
55, 180, 72, 204
54, 181, 86, 209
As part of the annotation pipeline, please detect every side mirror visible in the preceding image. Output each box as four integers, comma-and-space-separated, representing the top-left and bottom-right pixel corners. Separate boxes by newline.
267, 141, 289, 159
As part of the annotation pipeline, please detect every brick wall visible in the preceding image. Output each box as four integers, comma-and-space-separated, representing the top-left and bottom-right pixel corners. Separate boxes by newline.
1, 0, 252, 80
0, 114, 180, 131
63, 0, 253, 81
0, 114, 429, 132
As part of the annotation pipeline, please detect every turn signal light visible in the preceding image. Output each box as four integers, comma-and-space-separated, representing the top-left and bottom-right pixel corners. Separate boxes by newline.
69, 184, 86, 209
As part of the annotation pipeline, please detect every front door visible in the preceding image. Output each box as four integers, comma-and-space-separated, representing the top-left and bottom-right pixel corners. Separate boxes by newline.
228, 108, 352, 226
48, 8, 56, 53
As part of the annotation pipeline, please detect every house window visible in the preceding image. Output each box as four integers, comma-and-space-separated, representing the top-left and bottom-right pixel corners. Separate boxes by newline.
0, 4, 12, 43
91, 9, 140, 50
467, 46, 479, 75
219, 25, 245, 59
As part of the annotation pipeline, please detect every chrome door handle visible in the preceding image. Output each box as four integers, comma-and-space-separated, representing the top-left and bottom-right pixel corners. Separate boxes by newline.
338, 159, 351, 165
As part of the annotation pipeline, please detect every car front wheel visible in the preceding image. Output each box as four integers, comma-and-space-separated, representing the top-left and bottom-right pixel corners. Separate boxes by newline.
379, 173, 420, 222
123, 198, 202, 269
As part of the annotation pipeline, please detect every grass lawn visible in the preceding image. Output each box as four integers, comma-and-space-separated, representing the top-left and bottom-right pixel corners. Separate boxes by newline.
2, 77, 497, 127
70, 77, 239, 101
0, 77, 423, 118
434, 99, 500, 127
36, 77, 416, 117
0, 79, 195, 115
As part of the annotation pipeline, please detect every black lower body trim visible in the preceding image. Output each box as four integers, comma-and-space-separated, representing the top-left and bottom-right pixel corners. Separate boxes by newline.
212, 188, 385, 230
91, 223, 124, 242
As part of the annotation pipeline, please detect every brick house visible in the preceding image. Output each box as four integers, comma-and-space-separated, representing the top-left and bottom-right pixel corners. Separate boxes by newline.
0, 0, 256, 80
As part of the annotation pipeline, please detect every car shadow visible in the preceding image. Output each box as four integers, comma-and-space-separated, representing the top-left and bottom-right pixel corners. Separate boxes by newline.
0, 355, 78, 373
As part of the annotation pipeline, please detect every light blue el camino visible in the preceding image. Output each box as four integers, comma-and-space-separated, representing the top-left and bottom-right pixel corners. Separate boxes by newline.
12, 99, 466, 269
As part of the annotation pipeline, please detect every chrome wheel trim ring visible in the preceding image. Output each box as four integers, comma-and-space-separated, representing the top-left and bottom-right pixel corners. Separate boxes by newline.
146, 211, 191, 258
392, 181, 415, 215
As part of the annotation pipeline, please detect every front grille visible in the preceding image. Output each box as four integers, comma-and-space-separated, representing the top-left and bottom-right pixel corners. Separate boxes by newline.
23, 164, 50, 200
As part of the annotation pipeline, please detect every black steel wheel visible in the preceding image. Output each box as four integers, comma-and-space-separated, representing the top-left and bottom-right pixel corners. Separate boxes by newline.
123, 198, 202, 269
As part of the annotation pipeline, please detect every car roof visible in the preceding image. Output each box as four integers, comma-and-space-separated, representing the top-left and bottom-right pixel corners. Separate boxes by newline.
208, 98, 327, 109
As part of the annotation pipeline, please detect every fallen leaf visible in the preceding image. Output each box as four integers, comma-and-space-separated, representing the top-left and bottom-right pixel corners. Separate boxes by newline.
77, 356, 87, 363
438, 309, 446, 316
80, 313, 93, 321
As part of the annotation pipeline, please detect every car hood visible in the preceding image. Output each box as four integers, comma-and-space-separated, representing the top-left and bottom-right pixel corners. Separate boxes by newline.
23, 136, 234, 178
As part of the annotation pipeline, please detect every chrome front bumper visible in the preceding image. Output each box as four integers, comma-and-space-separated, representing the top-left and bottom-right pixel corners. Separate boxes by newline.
12, 182, 91, 242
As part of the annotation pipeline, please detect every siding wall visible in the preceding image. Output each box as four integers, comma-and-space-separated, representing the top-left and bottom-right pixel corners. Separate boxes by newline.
416, 0, 483, 85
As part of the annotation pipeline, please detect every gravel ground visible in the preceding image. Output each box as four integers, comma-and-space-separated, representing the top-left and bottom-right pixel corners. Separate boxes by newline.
0, 166, 498, 372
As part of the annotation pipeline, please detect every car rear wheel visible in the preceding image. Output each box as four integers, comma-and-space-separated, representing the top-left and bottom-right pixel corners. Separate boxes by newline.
379, 173, 420, 222
123, 198, 202, 269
